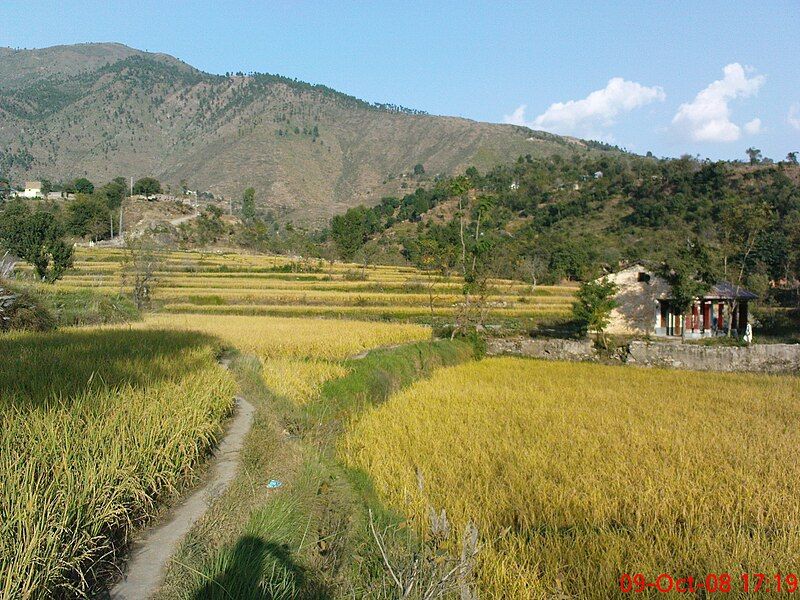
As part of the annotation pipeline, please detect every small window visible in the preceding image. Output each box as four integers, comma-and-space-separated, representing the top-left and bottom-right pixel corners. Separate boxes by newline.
637, 272, 651, 283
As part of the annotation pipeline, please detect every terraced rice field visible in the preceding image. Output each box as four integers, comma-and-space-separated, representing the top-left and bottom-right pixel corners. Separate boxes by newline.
143, 313, 431, 406
52, 248, 576, 324
343, 358, 800, 599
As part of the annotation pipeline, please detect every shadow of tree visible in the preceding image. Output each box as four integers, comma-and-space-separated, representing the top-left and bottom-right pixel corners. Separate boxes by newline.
193, 535, 330, 600
0, 328, 220, 406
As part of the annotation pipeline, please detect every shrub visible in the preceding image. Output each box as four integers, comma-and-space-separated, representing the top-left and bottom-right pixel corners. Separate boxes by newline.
0, 285, 55, 332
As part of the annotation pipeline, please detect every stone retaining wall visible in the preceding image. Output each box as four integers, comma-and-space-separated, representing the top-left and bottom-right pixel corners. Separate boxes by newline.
487, 337, 595, 361
627, 341, 800, 373
487, 336, 800, 374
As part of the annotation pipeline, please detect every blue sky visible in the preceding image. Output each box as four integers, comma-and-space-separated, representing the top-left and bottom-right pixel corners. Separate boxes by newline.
1, 0, 798, 161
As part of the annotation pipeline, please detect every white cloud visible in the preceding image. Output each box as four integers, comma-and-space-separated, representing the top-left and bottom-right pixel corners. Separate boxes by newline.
672, 63, 765, 142
789, 103, 800, 131
744, 118, 762, 135
504, 77, 665, 136
504, 105, 528, 126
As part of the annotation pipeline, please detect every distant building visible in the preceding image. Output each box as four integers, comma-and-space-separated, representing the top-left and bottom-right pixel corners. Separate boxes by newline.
20, 181, 42, 198
601, 264, 757, 338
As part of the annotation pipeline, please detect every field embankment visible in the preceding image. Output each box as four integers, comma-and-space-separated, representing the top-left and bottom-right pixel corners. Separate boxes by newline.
343, 358, 800, 598
0, 327, 236, 598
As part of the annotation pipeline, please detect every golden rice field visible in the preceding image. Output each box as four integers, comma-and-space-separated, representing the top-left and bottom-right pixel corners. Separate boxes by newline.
48, 248, 576, 323
0, 327, 236, 599
342, 358, 800, 599
143, 313, 430, 406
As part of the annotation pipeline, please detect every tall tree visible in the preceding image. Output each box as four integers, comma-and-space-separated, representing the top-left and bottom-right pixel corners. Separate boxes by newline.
330, 206, 374, 261
241, 187, 256, 222
746, 147, 762, 165
718, 196, 772, 335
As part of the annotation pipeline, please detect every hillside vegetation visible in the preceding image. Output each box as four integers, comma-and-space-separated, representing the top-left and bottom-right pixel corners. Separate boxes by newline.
0, 43, 613, 224
328, 154, 800, 298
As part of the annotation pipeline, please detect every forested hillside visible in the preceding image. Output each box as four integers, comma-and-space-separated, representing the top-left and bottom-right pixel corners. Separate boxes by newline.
0, 43, 617, 224
323, 153, 800, 297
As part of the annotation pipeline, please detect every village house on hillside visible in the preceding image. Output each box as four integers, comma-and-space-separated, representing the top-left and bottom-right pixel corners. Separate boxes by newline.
602, 264, 757, 338
19, 181, 42, 198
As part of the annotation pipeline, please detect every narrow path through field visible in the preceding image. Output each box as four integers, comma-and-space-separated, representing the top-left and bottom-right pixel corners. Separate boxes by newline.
109, 391, 254, 600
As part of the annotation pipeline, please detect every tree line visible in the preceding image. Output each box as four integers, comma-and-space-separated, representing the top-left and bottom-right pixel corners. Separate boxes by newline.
325, 152, 800, 306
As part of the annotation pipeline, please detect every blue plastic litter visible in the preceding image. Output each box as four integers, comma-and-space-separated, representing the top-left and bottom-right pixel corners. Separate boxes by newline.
267, 479, 283, 489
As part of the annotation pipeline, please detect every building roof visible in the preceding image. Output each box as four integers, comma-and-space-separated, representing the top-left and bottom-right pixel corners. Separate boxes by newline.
605, 265, 758, 301
24, 181, 42, 189
705, 281, 758, 300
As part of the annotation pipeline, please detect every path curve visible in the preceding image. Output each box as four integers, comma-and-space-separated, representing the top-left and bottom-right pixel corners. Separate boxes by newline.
110, 393, 255, 599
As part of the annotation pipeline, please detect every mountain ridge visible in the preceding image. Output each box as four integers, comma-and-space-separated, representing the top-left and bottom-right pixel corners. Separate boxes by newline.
0, 42, 619, 224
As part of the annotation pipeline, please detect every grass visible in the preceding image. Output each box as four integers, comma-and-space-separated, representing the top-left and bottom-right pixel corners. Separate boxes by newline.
342, 358, 800, 599
0, 327, 236, 598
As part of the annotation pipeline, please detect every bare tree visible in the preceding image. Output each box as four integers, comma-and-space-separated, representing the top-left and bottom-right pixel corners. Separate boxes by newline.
368, 509, 480, 600
121, 232, 162, 310
368, 466, 480, 599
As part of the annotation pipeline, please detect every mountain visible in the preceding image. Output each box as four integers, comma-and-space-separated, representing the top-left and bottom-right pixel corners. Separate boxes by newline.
0, 43, 619, 224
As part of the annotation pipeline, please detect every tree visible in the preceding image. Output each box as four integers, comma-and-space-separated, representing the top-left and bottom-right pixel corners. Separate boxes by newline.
121, 232, 161, 309
413, 163, 425, 176
412, 238, 452, 318
241, 187, 256, 222
73, 177, 94, 194
718, 197, 772, 335
660, 241, 718, 328
787, 152, 799, 166
0, 201, 73, 282
572, 278, 618, 342
330, 206, 374, 261
746, 147, 762, 165
132, 177, 162, 198
99, 180, 126, 210
66, 194, 110, 240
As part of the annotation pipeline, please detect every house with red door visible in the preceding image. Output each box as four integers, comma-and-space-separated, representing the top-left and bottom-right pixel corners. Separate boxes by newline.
601, 264, 757, 338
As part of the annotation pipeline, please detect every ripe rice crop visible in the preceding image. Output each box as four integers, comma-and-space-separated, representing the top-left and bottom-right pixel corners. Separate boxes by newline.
160, 303, 570, 320
0, 328, 236, 598
143, 313, 431, 360
342, 358, 800, 599
261, 358, 349, 405
53, 249, 576, 329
